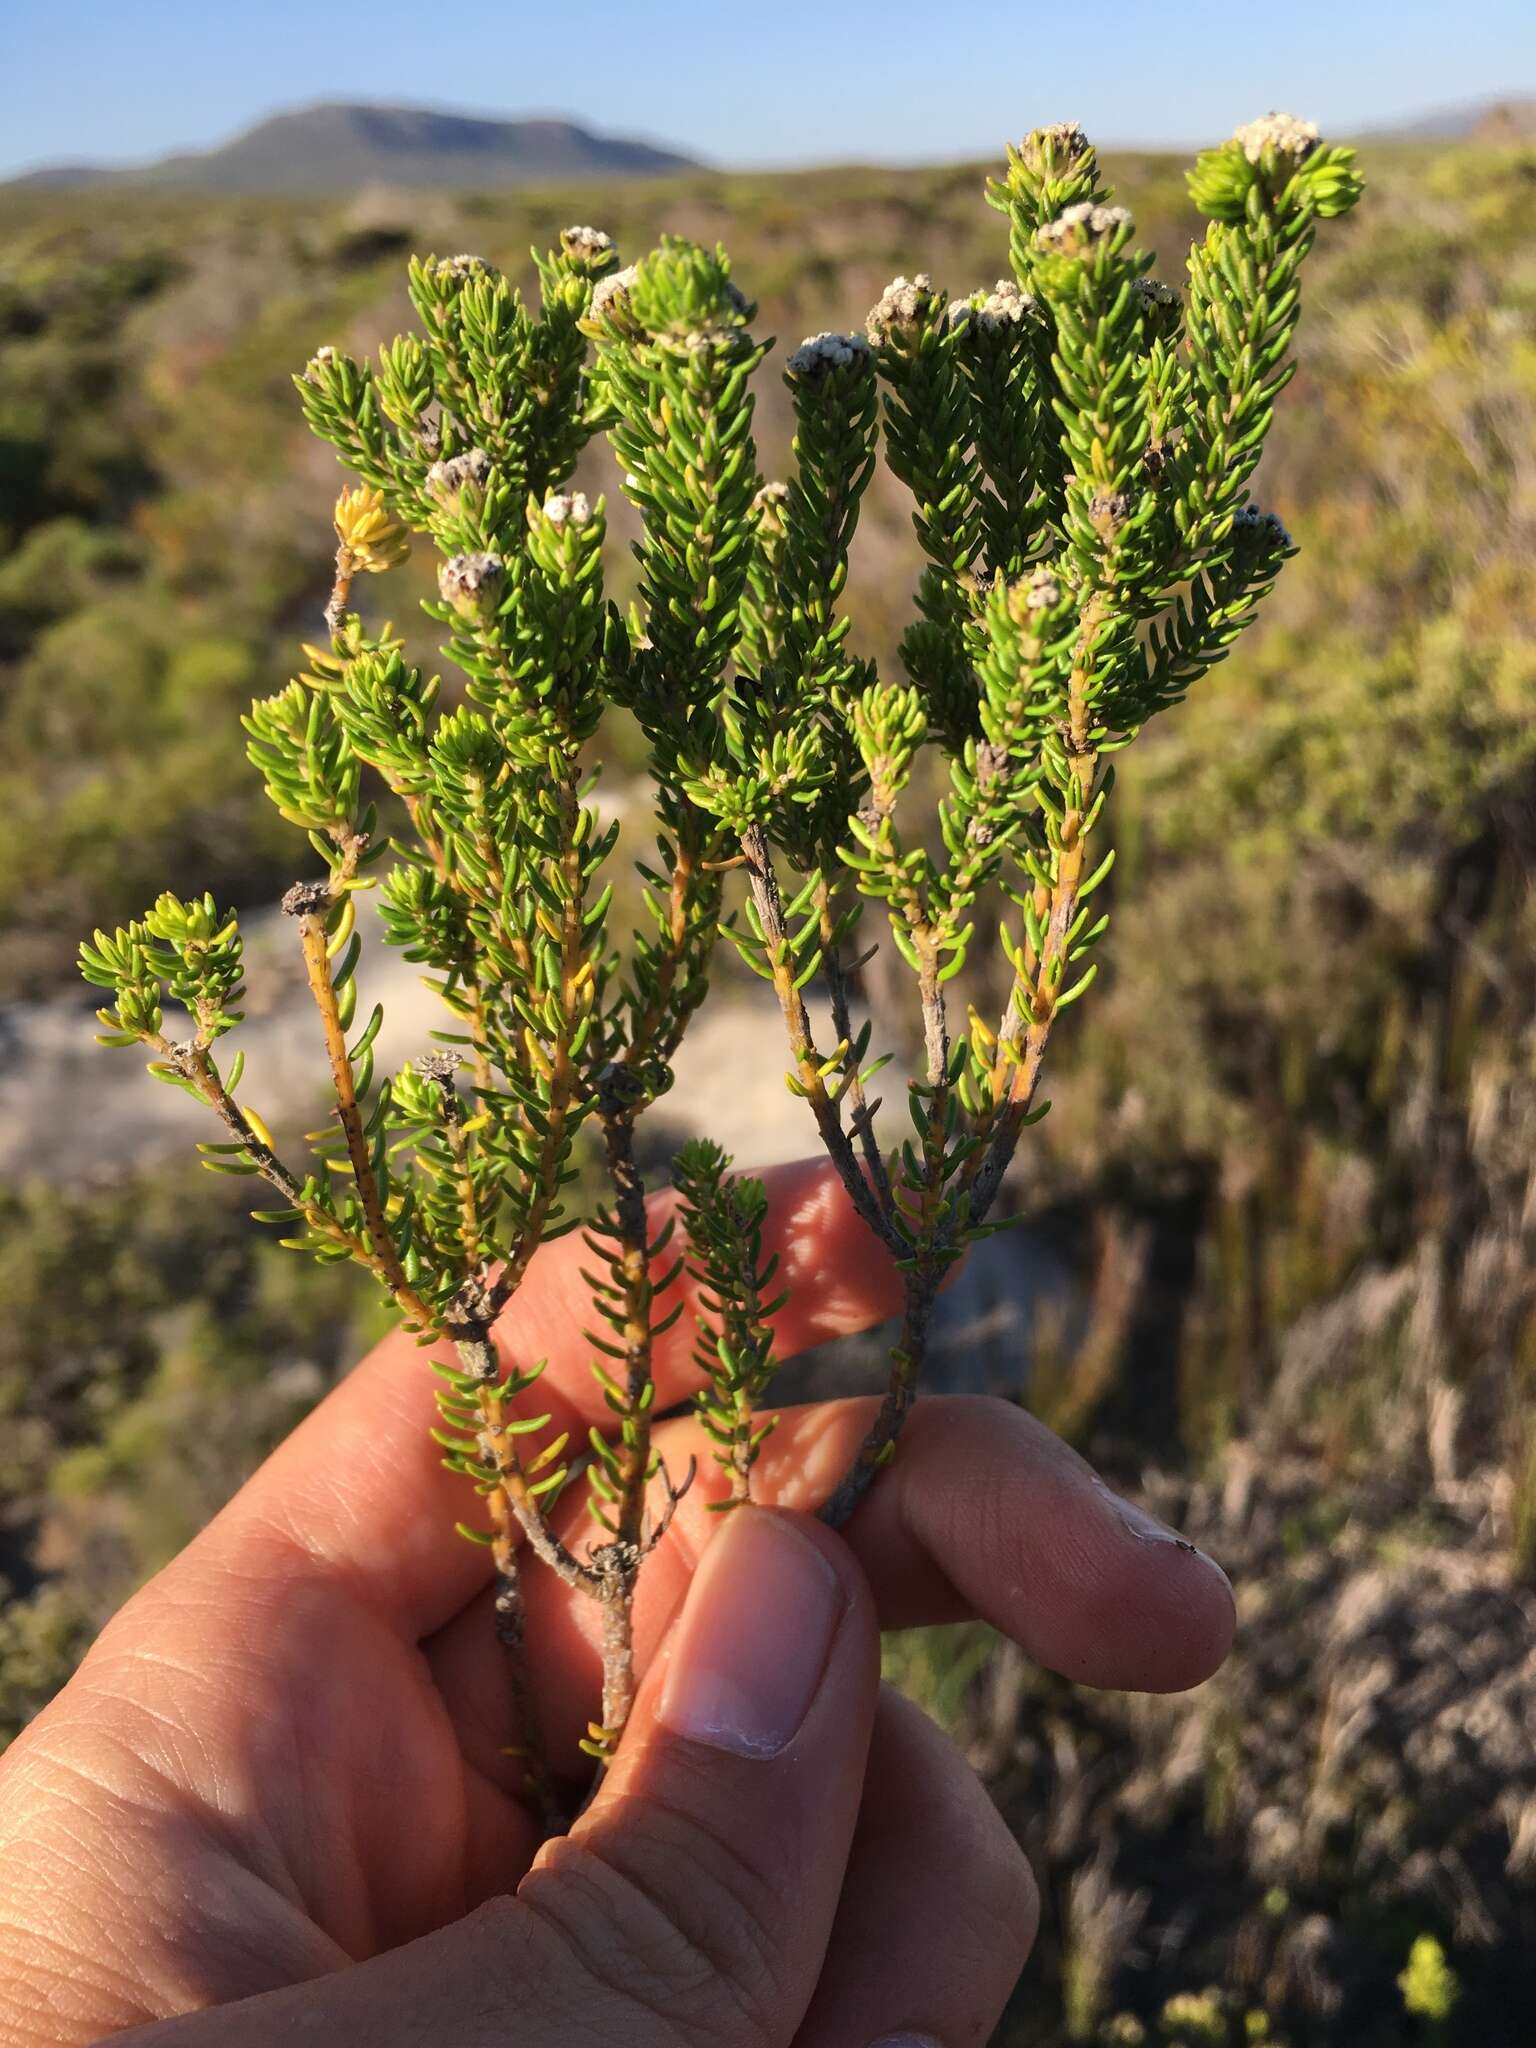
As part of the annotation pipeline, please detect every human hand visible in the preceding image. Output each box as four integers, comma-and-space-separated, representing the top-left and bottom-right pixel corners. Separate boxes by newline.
0, 1159, 1233, 2045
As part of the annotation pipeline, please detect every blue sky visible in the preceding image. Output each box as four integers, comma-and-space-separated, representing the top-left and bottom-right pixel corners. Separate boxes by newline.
3, 0, 1534, 177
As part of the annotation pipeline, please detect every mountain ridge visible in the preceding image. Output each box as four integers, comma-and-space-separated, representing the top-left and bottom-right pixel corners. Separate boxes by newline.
4, 101, 702, 194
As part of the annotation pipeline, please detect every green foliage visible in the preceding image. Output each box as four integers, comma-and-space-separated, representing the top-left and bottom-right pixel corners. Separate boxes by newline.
673, 1140, 784, 1506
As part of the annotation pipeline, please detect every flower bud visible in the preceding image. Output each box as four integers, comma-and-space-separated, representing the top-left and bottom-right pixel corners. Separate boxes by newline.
1134, 274, 1183, 341
621, 239, 754, 349
1187, 113, 1358, 223
786, 331, 872, 382
1016, 119, 1090, 179
751, 479, 790, 535
1232, 504, 1294, 552
1007, 567, 1064, 622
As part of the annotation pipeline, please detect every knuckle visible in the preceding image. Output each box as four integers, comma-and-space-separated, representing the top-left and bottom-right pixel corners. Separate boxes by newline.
516, 1790, 793, 2048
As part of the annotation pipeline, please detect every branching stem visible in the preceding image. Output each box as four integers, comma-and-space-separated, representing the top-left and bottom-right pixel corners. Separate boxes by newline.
742, 823, 903, 1255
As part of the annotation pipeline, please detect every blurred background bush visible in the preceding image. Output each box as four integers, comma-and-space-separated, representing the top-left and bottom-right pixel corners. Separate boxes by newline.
2, 85, 1535, 2046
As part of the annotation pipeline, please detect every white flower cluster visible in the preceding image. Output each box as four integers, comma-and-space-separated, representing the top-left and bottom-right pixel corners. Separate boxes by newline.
561, 224, 615, 258
433, 254, 488, 283
867, 273, 937, 340
1232, 112, 1320, 164
303, 345, 337, 383
786, 331, 871, 378
590, 263, 639, 318
543, 491, 593, 527
1023, 567, 1062, 611
948, 279, 1033, 336
1036, 203, 1132, 255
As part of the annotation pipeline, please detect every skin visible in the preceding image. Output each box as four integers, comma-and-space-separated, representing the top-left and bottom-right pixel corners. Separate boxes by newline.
0, 1158, 1234, 2046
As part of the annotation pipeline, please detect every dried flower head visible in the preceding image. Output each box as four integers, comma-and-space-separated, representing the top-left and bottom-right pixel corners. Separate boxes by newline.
1232, 112, 1321, 164
1135, 276, 1179, 310
438, 551, 506, 619
1036, 203, 1133, 257
280, 878, 333, 919
426, 448, 492, 503
786, 331, 872, 379
333, 485, 410, 574
303, 345, 338, 383
1090, 488, 1132, 535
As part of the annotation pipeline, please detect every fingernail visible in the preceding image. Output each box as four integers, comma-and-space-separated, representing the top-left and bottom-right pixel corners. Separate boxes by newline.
1090, 1477, 1234, 1592
658, 1510, 843, 1759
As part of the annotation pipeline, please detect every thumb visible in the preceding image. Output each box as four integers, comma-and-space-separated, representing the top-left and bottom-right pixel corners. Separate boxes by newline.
123, 1508, 880, 2047
522, 1507, 880, 2040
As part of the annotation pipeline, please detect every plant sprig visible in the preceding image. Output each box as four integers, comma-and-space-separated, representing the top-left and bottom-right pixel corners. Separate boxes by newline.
82, 114, 1361, 1813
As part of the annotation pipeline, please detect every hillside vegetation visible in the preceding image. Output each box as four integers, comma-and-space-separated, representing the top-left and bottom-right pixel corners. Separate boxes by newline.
1, 137, 1534, 2042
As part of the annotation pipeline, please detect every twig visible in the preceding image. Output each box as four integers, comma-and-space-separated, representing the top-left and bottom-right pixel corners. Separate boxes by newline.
741, 823, 903, 1256
287, 888, 419, 1304
820, 927, 952, 1527
815, 876, 895, 1216
959, 743, 1102, 1237
324, 544, 355, 640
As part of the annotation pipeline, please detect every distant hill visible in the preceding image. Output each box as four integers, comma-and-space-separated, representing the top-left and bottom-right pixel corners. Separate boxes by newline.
1371, 96, 1536, 143
5, 102, 700, 194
